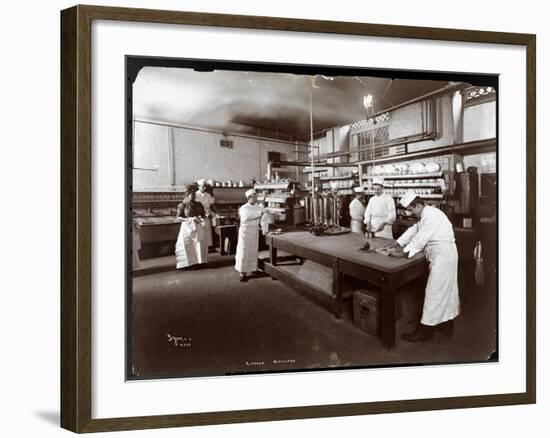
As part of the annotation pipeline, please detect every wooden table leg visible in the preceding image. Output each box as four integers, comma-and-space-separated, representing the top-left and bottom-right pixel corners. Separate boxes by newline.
270, 244, 278, 266
379, 287, 396, 350
332, 259, 343, 319
219, 231, 225, 255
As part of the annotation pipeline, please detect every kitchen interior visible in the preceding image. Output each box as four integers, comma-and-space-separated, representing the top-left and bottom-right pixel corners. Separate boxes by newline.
130, 67, 497, 379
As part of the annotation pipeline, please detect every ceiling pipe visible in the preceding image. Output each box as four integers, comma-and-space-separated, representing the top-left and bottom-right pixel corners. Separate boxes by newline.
270, 160, 359, 168
271, 137, 495, 171
358, 138, 496, 166
320, 131, 438, 160
302, 83, 464, 162
354, 81, 470, 124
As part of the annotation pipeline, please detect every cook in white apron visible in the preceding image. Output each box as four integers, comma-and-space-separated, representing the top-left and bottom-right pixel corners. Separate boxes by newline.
175, 217, 208, 268
235, 189, 267, 281
349, 187, 366, 233
395, 190, 460, 342
174, 194, 208, 269
363, 177, 396, 239
195, 179, 216, 247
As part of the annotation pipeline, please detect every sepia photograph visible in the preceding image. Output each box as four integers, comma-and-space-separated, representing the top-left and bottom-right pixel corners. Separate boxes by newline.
127, 57, 498, 380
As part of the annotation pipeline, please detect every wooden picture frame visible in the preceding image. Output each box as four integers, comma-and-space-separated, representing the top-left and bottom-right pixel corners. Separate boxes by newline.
60, 4, 536, 433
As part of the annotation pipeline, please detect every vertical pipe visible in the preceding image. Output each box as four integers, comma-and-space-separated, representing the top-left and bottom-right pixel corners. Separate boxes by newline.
331, 129, 336, 175
309, 82, 316, 225
258, 127, 262, 179
371, 106, 375, 170
420, 100, 429, 132
168, 127, 176, 187
295, 141, 299, 182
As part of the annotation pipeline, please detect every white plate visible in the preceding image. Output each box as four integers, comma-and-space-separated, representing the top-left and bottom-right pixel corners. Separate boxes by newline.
410, 162, 426, 174
383, 164, 396, 175
426, 162, 441, 173
395, 163, 409, 174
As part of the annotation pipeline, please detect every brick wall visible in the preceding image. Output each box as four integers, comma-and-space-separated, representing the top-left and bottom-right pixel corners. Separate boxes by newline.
406, 95, 454, 152
312, 93, 495, 161
132, 122, 171, 190
463, 101, 496, 142
463, 152, 497, 173
134, 94, 496, 191
133, 122, 301, 191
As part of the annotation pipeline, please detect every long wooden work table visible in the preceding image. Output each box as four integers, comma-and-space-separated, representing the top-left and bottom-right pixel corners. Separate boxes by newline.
264, 231, 427, 350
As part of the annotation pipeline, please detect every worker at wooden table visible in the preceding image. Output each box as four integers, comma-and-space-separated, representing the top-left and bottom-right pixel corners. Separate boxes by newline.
235, 189, 268, 282
349, 186, 366, 233
364, 177, 396, 239
391, 190, 460, 342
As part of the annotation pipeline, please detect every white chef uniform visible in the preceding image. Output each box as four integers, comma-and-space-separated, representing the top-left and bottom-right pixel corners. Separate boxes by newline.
349, 197, 366, 233
235, 191, 266, 274
195, 185, 215, 246
364, 192, 396, 239
397, 203, 460, 326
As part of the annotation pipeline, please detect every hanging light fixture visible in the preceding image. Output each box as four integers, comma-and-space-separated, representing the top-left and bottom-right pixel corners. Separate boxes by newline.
363, 94, 373, 110
362, 94, 376, 172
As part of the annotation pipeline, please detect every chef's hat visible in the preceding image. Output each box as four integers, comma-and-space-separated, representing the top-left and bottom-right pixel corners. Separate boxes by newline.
372, 177, 385, 186
353, 186, 364, 193
197, 179, 206, 186
245, 188, 257, 199
400, 190, 418, 208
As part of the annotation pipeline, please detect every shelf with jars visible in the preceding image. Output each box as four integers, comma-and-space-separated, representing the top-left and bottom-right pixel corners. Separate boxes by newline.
319, 174, 358, 181
362, 170, 444, 180
254, 180, 301, 225
254, 181, 292, 190
321, 177, 356, 188
362, 169, 448, 201
363, 190, 445, 199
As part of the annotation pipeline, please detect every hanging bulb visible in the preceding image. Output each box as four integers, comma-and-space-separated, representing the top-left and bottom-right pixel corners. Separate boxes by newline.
363, 94, 373, 109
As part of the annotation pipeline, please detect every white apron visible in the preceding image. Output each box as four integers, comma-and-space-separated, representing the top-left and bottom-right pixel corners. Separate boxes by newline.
195, 191, 215, 246
364, 194, 395, 239
421, 241, 461, 326
350, 219, 364, 233
235, 204, 264, 274
175, 219, 208, 268
371, 221, 393, 239
349, 198, 365, 233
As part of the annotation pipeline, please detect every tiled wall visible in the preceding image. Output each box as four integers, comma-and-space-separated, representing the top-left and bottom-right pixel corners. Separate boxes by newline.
463, 101, 497, 142
463, 152, 497, 173
313, 93, 496, 162
132, 123, 171, 190
407, 95, 455, 152
133, 93, 497, 192
133, 122, 301, 191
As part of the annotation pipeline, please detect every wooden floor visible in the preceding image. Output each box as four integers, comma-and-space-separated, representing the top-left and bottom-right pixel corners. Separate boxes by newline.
129, 255, 498, 379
